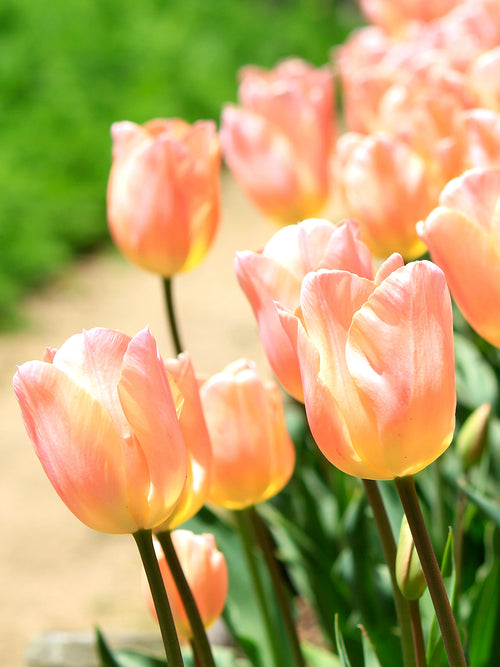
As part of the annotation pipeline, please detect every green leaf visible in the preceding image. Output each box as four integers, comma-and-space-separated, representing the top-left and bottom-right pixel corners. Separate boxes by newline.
458, 480, 500, 528
454, 333, 498, 409
426, 530, 457, 667
113, 651, 166, 667
334, 615, 353, 667
302, 641, 342, 667
359, 625, 382, 667
95, 628, 123, 667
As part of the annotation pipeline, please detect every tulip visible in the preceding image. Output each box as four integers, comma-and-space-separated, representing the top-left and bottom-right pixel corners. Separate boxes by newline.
418, 167, 500, 347
463, 109, 500, 169
200, 360, 295, 509
220, 58, 335, 225
147, 530, 228, 641
107, 118, 221, 277
469, 46, 500, 112
359, 0, 460, 35
13, 327, 188, 534
277, 257, 456, 480
155, 353, 212, 531
235, 218, 373, 401
333, 132, 433, 259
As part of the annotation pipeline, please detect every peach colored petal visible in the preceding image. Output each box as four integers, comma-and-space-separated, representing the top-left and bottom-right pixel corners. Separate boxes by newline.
347, 262, 455, 477
13, 361, 136, 533
117, 328, 187, 529
277, 305, 387, 479
438, 167, 500, 235
419, 206, 500, 346
160, 353, 212, 529
374, 253, 405, 285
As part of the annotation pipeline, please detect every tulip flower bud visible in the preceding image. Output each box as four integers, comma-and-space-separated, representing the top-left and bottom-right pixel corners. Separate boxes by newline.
13, 327, 188, 534
107, 118, 221, 277
457, 403, 491, 471
146, 531, 228, 642
396, 516, 427, 601
200, 359, 295, 509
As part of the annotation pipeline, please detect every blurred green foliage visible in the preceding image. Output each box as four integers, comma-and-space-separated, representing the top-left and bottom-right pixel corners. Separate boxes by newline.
0, 0, 361, 327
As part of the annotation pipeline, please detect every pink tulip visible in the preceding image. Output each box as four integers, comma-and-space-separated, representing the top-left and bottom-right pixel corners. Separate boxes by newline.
333, 132, 433, 259
107, 118, 220, 277
155, 353, 212, 531
13, 327, 188, 534
278, 258, 456, 479
235, 218, 373, 401
463, 109, 500, 169
469, 46, 500, 112
200, 360, 295, 509
220, 58, 335, 225
147, 530, 228, 641
418, 167, 500, 347
359, 0, 460, 35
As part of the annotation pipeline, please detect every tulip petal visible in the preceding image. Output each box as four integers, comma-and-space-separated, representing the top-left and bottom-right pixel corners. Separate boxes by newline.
347, 261, 455, 477
117, 328, 187, 529
14, 361, 136, 533
419, 206, 500, 346
277, 304, 387, 479
52, 328, 131, 437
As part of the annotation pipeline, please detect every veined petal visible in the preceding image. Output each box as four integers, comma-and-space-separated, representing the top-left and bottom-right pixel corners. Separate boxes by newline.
117, 328, 187, 529
277, 304, 387, 478
347, 261, 456, 477
419, 207, 500, 346
52, 328, 131, 437
13, 361, 136, 533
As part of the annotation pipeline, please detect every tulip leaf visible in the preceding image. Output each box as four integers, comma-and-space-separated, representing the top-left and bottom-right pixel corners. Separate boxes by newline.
334, 615, 353, 667
454, 333, 498, 409
467, 558, 500, 667
426, 529, 457, 667
95, 629, 126, 667
457, 480, 500, 528
359, 625, 382, 667
302, 641, 342, 667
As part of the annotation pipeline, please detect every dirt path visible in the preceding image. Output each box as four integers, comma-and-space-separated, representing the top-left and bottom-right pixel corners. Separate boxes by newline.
0, 175, 274, 666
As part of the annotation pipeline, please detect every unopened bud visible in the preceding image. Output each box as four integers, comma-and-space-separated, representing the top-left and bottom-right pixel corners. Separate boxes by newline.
457, 403, 491, 471
396, 516, 427, 601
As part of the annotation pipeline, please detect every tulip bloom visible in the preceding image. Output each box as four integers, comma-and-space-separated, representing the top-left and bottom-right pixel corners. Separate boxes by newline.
220, 58, 335, 225
334, 132, 433, 259
13, 327, 188, 534
107, 118, 221, 277
155, 353, 212, 532
235, 218, 373, 401
147, 530, 228, 641
200, 360, 295, 509
359, 0, 460, 35
278, 257, 456, 479
418, 167, 500, 347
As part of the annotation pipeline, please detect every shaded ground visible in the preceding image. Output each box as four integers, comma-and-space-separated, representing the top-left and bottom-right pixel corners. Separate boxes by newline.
0, 175, 273, 666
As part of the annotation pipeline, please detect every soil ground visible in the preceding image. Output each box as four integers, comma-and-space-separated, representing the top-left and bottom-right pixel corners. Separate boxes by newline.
0, 175, 274, 666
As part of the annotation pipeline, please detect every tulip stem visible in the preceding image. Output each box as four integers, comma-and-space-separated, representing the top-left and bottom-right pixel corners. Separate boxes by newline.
234, 509, 283, 667
409, 601, 426, 667
163, 277, 184, 355
157, 530, 216, 667
395, 475, 466, 667
362, 480, 416, 667
133, 529, 184, 667
248, 506, 306, 667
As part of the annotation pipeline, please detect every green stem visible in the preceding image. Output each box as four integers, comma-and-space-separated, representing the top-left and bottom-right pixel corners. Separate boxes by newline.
163, 277, 184, 355
408, 601, 426, 667
248, 506, 306, 667
133, 529, 184, 667
190, 639, 203, 667
395, 476, 466, 667
454, 488, 467, 596
362, 480, 416, 667
156, 530, 216, 667
234, 509, 283, 667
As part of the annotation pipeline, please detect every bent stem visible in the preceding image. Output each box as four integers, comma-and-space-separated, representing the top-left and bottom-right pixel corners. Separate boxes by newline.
156, 530, 216, 667
395, 475, 466, 667
163, 277, 184, 355
234, 509, 283, 667
362, 480, 416, 667
248, 506, 306, 667
133, 529, 184, 667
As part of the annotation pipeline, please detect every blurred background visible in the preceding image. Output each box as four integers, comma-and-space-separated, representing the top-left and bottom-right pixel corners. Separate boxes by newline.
0, 0, 361, 329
